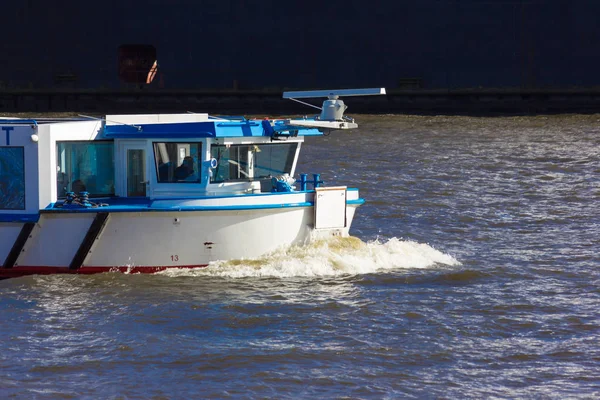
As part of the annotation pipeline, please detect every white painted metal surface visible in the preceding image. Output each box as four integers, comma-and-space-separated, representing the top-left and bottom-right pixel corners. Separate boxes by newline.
314, 187, 347, 229
16, 214, 94, 267
39, 121, 102, 205
84, 208, 312, 267
105, 113, 210, 126
0, 224, 22, 264
285, 119, 358, 130
116, 140, 149, 198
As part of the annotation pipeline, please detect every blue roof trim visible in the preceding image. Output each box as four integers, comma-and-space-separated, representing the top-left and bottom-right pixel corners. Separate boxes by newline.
1, 118, 92, 125
215, 121, 262, 137
103, 120, 323, 139
0, 119, 38, 126
0, 213, 40, 223
271, 121, 323, 136
104, 121, 217, 138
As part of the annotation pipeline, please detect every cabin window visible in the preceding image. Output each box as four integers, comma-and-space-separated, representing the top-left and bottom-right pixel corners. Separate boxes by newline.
153, 142, 201, 183
210, 143, 298, 183
56, 141, 115, 198
0, 147, 25, 209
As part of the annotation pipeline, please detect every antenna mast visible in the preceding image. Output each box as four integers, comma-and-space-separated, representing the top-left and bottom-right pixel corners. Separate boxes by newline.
283, 88, 386, 124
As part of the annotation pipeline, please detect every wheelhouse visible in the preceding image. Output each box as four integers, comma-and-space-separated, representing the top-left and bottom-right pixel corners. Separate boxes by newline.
104, 114, 307, 198
1, 113, 317, 216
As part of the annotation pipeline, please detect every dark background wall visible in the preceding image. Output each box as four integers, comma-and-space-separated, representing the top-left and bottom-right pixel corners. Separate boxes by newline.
2, 0, 599, 91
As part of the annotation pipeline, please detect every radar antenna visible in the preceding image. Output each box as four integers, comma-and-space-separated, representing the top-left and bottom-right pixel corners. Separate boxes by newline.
281, 88, 386, 130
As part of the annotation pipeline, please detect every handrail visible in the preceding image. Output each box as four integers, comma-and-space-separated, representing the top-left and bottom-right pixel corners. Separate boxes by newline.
0, 119, 38, 126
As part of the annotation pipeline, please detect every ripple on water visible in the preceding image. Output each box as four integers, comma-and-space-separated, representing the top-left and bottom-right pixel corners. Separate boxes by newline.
1, 114, 600, 398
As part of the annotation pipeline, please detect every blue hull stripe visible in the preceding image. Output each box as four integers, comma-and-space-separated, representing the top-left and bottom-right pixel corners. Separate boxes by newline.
39, 199, 364, 214
40, 188, 361, 207
0, 214, 41, 223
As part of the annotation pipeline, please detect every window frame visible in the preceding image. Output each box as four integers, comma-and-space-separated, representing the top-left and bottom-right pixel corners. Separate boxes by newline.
153, 141, 203, 184
56, 140, 115, 199
210, 142, 298, 184
0, 146, 26, 210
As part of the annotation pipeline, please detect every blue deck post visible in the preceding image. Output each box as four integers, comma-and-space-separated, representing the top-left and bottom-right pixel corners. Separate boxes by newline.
313, 174, 323, 188
297, 174, 308, 191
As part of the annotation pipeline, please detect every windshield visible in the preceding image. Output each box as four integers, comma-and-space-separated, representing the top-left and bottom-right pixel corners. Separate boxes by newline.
210, 143, 298, 183
153, 142, 201, 183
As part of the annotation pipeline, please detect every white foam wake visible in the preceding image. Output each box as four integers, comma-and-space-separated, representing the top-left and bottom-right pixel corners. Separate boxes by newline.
157, 237, 461, 279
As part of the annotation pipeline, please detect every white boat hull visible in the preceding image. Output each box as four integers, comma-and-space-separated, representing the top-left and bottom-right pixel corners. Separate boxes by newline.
1, 109, 373, 278
0, 202, 359, 277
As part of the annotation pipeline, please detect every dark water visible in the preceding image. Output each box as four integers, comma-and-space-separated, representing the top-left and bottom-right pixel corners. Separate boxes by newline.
1, 115, 600, 398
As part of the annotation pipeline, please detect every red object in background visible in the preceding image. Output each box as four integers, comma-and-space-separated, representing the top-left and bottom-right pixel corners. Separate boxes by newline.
146, 60, 158, 84
118, 44, 157, 84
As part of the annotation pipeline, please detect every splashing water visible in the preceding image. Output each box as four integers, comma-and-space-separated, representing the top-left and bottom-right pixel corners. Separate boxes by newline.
157, 236, 460, 278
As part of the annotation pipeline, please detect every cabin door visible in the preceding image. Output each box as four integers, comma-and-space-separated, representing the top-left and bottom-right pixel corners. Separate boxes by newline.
123, 143, 148, 197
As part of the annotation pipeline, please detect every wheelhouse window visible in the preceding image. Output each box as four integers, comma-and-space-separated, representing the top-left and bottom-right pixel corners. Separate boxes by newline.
154, 142, 201, 183
210, 143, 298, 183
0, 147, 25, 209
56, 141, 114, 198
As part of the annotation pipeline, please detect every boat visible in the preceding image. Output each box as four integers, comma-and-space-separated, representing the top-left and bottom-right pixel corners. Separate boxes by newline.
0, 88, 385, 278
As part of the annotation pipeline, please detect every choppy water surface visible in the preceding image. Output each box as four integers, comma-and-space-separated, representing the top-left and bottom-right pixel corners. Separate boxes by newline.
1, 114, 599, 398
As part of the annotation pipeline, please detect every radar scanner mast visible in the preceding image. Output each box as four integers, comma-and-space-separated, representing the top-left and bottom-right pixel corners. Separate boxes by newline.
281, 88, 386, 131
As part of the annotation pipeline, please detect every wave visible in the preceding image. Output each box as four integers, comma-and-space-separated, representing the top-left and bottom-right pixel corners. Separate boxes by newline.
157, 236, 461, 279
